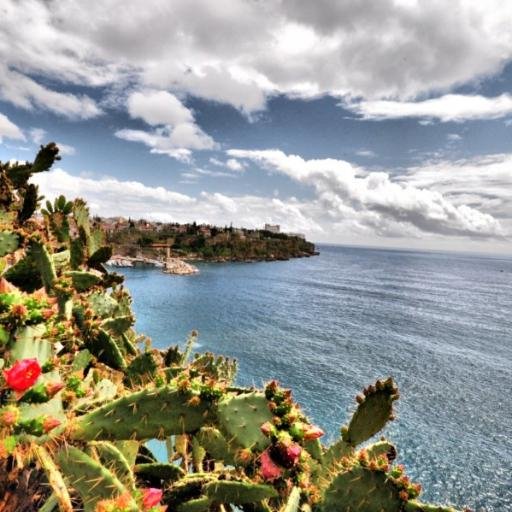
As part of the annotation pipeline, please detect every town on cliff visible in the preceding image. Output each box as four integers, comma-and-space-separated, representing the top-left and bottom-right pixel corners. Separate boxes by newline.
98, 217, 318, 274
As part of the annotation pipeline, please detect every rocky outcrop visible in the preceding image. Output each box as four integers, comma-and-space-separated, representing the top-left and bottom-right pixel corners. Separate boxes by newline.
164, 258, 199, 275
107, 256, 165, 268
107, 255, 197, 275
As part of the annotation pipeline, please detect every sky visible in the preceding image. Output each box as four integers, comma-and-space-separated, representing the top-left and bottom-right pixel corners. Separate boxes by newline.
1, 1, 512, 254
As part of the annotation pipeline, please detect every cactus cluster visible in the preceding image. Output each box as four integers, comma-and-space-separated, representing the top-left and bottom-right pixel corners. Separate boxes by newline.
0, 144, 469, 511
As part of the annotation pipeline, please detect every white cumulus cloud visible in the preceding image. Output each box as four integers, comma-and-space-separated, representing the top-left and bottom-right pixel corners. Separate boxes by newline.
349, 94, 512, 122
1, 1, 512, 115
0, 112, 24, 142
0, 65, 101, 120
227, 149, 504, 239
402, 154, 512, 225
115, 90, 216, 160
225, 158, 245, 172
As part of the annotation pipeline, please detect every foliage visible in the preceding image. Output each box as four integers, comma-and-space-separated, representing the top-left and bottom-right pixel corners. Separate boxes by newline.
107, 222, 315, 262
0, 144, 468, 511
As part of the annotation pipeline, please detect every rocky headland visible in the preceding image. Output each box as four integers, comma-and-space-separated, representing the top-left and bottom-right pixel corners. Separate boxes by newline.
101, 218, 318, 265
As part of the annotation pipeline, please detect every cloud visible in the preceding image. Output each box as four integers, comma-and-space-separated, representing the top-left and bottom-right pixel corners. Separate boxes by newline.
115, 90, 216, 160
402, 154, 512, 225
225, 158, 245, 172
210, 157, 246, 172
349, 94, 512, 122
181, 168, 238, 180
34, 168, 194, 210
127, 90, 193, 126
57, 143, 76, 156
0, 65, 101, 119
0, 112, 24, 142
228, 149, 504, 238
2, 1, 512, 114
446, 133, 462, 141
355, 149, 376, 158
29, 128, 46, 144
32, 167, 320, 233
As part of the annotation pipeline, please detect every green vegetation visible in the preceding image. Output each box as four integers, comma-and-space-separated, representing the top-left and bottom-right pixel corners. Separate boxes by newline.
0, 144, 467, 511
104, 220, 317, 261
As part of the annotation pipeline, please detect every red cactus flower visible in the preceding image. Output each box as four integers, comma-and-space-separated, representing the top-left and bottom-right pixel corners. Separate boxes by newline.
303, 425, 324, 440
142, 488, 163, 509
260, 449, 282, 481
270, 439, 302, 469
4, 358, 41, 392
283, 442, 301, 466
42, 416, 61, 433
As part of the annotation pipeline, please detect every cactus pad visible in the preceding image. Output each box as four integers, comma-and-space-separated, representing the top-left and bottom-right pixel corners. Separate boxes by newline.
85, 329, 126, 370
177, 496, 211, 512
135, 462, 185, 482
0, 231, 19, 256
204, 480, 278, 503
102, 315, 133, 336
29, 240, 56, 291
195, 426, 235, 464
89, 440, 135, 491
282, 486, 301, 512
322, 465, 402, 512
66, 270, 101, 291
365, 440, 397, 462
71, 386, 210, 440
343, 378, 399, 446
217, 392, 273, 450
57, 446, 137, 512
89, 292, 119, 318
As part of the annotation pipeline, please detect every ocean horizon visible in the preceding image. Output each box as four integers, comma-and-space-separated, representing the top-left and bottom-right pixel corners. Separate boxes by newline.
120, 244, 512, 512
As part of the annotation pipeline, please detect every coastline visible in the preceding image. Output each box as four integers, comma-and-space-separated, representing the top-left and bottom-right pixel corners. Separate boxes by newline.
107, 249, 319, 275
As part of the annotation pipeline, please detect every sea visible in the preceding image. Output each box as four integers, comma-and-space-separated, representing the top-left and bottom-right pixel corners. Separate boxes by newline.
118, 245, 512, 512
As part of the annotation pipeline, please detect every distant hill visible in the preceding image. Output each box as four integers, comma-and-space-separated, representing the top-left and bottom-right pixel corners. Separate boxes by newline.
100, 218, 318, 262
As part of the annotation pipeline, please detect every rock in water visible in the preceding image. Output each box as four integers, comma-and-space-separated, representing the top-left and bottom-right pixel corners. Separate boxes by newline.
164, 258, 199, 275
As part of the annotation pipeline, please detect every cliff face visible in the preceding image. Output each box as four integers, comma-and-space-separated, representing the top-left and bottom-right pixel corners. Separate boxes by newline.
106, 223, 318, 262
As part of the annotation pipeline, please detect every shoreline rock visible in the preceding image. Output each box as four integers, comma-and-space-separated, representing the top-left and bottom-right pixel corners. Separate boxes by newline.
164, 258, 199, 275
106, 256, 164, 268
107, 255, 198, 275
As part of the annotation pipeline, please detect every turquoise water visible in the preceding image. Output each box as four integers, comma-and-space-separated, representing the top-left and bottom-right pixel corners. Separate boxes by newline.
119, 245, 512, 511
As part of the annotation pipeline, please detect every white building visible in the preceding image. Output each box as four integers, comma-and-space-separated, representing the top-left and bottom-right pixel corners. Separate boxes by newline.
264, 223, 280, 233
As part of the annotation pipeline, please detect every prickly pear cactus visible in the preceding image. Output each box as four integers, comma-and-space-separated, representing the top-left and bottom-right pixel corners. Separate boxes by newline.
0, 145, 470, 512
